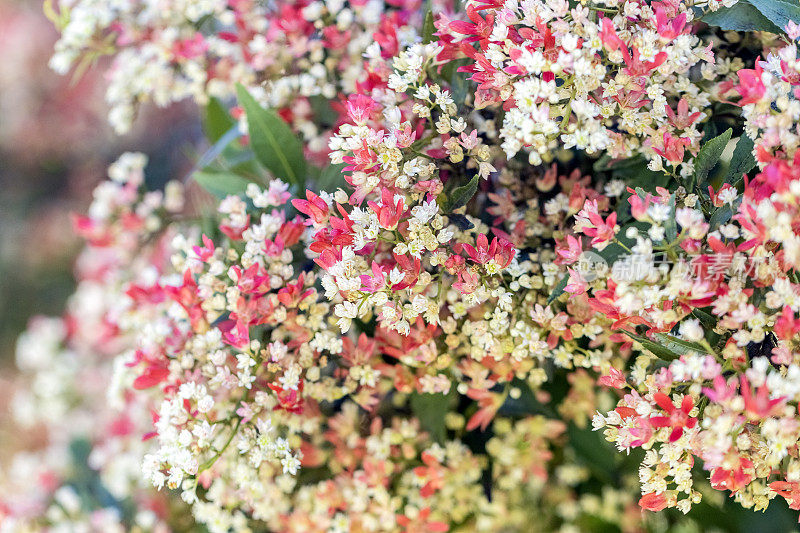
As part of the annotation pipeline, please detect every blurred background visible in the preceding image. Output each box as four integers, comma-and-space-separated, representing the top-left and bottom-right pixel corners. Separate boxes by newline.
0, 0, 200, 456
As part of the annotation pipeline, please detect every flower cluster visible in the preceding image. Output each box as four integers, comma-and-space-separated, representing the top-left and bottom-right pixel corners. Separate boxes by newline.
440, 0, 723, 173
6, 0, 800, 531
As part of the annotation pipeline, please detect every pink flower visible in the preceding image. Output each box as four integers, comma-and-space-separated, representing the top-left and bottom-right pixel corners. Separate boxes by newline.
740, 376, 785, 419
771, 480, 800, 511
653, 132, 691, 163
360, 262, 387, 293
458, 234, 515, 268
556, 235, 582, 264
564, 268, 588, 295
575, 200, 618, 250
666, 98, 702, 130
735, 64, 766, 106
345, 94, 376, 125
452, 269, 480, 295
703, 375, 737, 403
598, 367, 627, 389
654, 8, 687, 41
774, 305, 800, 341
599, 17, 626, 54
627, 191, 652, 220
172, 33, 208, 59
192, 234, 215, 262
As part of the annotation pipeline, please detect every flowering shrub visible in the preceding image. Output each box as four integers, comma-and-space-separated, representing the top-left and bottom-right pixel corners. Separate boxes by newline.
6, 0, 800, 531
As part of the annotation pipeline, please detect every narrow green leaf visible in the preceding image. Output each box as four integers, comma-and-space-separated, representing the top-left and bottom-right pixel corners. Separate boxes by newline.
694, 128, 732, 188
447, 174, 479, 211
622, 331, 681, 362
748, 0, 800, 33
235, 83, 307, 187
194, 171, 252, 200
701, 1, 782, 33
593, 153, 646, 173
204, 97, 236, 143
422, 10, 436, 44
653, 333, 709, 356
547, 275, 569, 305
692, 308, 718, 329
724, 135, 756, 185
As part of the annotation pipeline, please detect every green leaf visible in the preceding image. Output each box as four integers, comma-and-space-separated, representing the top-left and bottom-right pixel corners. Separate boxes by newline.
441, 59, 471, 107
446, 174, 479, 211
309, 95, 339, 127
724, 135, 756, 185
567, 424, 617, 485
622, 331, 681, 362
194, 171, 253, 199
204, 97, 236, 144
694, 128, 732, 188
692, 308, 718, 329
701, 1, 782, 33
316, 163, 347, 193
410, 390, 455, 443
709, 205, 733, 231
748, 0, 800, 33
422, 10, 436, 44
593, 153, 646, 173
547, 275, 569, 305
653, 333, 709, 356
235, 84, 307, 187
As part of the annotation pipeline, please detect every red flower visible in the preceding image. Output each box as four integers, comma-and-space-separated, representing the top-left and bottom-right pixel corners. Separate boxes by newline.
653, 132, 691, 163
292, 190, 330, 225
449, 5, 495, 45
648, 392, 696, 442
457, 234, 515, 268
268, 381, 304, 414
770, 481, 800, 511
666, 98, 702, 130
133, 364, 170, 390
740, 375, 785, 419
639, 492, 668, 512
710, 457, 754, 492
368, 188, 405, 230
